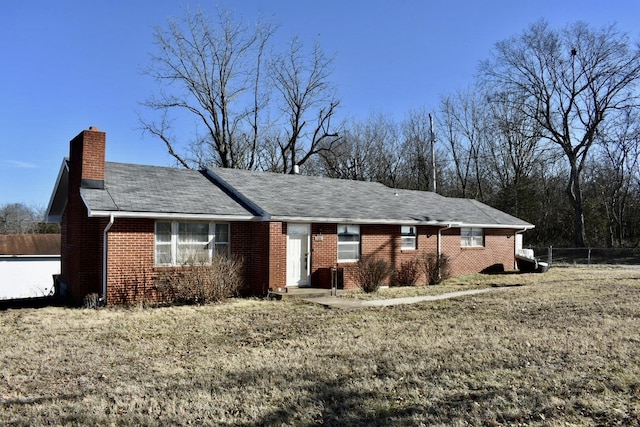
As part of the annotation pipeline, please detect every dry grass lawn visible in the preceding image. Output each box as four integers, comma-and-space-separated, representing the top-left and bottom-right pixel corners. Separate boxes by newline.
1, 266, 640, 426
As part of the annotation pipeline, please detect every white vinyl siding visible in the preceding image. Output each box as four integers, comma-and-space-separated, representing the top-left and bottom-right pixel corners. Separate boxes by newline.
401, 226, 417, 250
155, 221, 230, 266
461, 227, 484, 247
337, 225, 360, 262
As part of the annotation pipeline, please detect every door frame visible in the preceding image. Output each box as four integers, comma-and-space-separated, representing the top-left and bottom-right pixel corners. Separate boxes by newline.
286, 223, 311, 287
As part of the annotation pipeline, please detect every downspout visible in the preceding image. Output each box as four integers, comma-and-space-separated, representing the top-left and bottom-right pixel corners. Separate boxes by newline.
436, 223, 455, 281
437, 223, 454, 260
102, 214, 115, 304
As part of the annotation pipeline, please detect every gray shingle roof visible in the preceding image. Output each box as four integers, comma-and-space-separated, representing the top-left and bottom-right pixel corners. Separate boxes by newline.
76, 161, 532, 227
81, 162, 255, 218
207, 168, 533, 228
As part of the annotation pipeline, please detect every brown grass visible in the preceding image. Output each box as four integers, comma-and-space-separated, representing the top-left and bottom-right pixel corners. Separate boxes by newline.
1, 266, 640, 426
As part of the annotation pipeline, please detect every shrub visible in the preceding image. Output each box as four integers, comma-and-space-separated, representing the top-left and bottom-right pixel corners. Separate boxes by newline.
419, 252, 450, 286
392, 258, 421, 286
354, 257, 391, 293
156, 254, 244, 305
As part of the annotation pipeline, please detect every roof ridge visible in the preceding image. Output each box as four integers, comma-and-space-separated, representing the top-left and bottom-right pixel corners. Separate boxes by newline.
209, 166, 392, 187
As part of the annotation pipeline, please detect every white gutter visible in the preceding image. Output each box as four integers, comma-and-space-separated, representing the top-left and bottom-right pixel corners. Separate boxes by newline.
452, 223, 535, 230
87, 210, 257, 222
269, 216, 456, 226
267, 216, 533, 229
102, 214, 115, 303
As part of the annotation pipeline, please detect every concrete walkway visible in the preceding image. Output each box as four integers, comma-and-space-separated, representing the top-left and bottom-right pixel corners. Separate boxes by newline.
304, 287, 510, 309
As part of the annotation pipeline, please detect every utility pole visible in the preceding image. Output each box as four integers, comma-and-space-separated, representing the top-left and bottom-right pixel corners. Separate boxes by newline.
429, 113, 437, 193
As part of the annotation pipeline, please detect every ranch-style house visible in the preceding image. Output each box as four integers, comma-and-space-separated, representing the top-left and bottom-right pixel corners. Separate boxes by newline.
47, 127, 534, 305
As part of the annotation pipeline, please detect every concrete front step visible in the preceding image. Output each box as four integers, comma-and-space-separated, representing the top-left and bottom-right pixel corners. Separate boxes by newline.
268, 287, 335, 300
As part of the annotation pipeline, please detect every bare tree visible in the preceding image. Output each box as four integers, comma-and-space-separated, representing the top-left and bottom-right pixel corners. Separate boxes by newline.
0, 203, 41, 234
315, 114, 402, 185
400, 108, 439, 192
484, 90, 551, 217
141, 7, 276, 169
589, 109, 640, 246
480, 20, 640, 247
437, 88, 489, 199
267, 38, 341, 173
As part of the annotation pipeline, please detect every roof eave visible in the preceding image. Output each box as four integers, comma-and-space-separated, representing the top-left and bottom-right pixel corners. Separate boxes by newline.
462, 223, 535, 230
269, 216, 534, 229
87, 209, 259, 222
45, 159, 69, 223
268, 215, 459, 226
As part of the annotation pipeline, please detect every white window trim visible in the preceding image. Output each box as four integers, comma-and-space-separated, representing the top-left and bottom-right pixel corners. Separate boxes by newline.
461, 227, 484, 247
155, 221, 230, 266
401, 225, 417, 250
337, 224, 360, 263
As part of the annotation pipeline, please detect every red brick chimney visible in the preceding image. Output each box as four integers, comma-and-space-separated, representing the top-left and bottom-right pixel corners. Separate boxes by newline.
69, 126, 106, 189
63, 126, 107, 305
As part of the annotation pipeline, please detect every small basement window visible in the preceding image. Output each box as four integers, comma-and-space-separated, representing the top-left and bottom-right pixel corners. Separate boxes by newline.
401, 226, 416, 250
461, 227, 484, 247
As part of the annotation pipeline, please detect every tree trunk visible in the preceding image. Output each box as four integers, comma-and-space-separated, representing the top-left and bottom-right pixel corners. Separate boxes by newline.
567, 167, 587, 247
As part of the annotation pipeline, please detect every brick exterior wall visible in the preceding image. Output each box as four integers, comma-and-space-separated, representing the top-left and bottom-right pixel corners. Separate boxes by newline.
441, 227, 517, 276
339, 224, 440, 289
103, 220, 278, 304
106, 218, 157, 305
267, 222, 287, 290
98, 221, 518, 303
231, 221, 271, 296
60, 204, 106, 304
310, 223, 337, 287
301, 223, 439, 290
277, 223, 516, 290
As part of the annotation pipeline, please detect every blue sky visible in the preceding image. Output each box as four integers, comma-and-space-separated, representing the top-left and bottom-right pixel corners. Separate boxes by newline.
1, 0, 638, 209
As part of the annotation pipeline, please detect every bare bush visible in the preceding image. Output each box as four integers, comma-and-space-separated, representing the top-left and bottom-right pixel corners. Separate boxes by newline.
392, 258, 421, 286
354, 257, 391, 293
156, 254, 244, 305
419, 252, 450, 286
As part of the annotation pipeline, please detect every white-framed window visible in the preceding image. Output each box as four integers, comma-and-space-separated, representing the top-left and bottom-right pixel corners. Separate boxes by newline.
401, 226, 417, 250
461, 227, 484, 247
155, 221, 230, 266
338, 224, 360, 262
213, 223, 230, 256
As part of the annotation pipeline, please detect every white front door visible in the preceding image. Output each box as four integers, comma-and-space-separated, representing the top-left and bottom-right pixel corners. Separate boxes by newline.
287, 223, 310, 287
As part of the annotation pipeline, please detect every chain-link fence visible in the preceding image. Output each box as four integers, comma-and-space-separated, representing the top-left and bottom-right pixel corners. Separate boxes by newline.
531, 247, 640, 266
